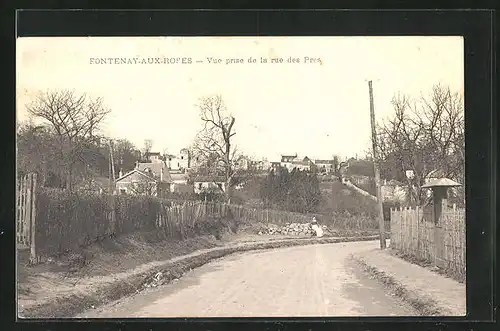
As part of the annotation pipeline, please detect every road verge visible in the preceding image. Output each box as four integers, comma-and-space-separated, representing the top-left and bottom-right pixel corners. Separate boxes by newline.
20, 235, 378, 318
350, 252, 455, 316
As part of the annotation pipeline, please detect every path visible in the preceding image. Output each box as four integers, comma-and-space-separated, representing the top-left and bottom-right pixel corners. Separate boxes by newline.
78, 240, 419, 317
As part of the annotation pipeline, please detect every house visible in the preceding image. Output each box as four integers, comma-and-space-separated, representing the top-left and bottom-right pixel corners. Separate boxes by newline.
283, 156, 315, 172
270, 161, 281, 170
146, 152, 162, 163
250, 159, 271, 172
234, 156, 251, 170
165, 148, 191, 172
280, 154, 297, 170
315, 159, 335, 173
290, 158, 314, 172
281, 154, 297, 163
115, 161, 172, 197
192, 175, 226, 194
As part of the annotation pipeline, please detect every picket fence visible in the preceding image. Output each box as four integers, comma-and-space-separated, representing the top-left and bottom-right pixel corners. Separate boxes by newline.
390, 205, 466, 280
155, 200, 312, 235
16, 173, 38, 263
16, 184, 315, 261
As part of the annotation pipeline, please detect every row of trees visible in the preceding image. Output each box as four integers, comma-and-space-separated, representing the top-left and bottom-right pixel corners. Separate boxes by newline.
19, 91, 253, 200
17, 90, 144, 191
376, 84, 465, 205
260, 167, 321, 214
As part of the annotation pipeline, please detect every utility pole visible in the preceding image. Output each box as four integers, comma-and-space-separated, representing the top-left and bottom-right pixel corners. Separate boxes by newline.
368, 80, 386, 249
108, 140, 116, 235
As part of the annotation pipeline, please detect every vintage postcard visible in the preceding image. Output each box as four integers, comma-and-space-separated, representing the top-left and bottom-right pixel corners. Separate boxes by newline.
16, 36, 465, 318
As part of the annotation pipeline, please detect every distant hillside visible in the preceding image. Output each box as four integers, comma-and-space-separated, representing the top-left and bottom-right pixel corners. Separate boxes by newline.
318, 181, 377, 218
346, 158, 375, 178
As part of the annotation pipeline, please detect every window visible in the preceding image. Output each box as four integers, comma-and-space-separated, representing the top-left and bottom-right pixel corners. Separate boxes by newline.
181, 156, 184, 160
120, 188, 127, 194
198, 183, 203, 189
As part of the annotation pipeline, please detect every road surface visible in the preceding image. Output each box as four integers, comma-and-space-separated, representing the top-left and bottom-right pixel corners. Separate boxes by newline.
78, 240, 419, 318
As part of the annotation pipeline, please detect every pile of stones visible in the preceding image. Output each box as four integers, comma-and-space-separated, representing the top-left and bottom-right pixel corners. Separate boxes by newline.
258, 222, 329, 236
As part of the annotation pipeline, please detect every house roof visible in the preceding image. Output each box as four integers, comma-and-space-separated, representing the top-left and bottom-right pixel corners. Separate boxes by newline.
116, 164, 173, 183
137, 162, 164, 176
115, 169, 157, 183
148, 152, 161, 156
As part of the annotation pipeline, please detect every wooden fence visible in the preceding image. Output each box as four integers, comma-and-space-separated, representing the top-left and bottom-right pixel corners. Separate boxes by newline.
17, 187, 316, 261
155, 200, 312, 232
390, 205, 466, 280
16, 173, 38, 263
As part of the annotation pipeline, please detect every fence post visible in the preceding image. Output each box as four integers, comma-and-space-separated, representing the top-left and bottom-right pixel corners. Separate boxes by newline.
416, 206, 420, 257
29, 174, 38, 264
25, 174, 33, 258
21, 176, 28, 245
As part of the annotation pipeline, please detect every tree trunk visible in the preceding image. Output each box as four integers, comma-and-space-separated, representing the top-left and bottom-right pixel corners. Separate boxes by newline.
66, 168, 73, 191
225, 178, 232, 202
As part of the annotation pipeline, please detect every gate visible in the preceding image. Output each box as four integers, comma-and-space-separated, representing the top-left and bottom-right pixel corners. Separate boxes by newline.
16, 173, 38, 262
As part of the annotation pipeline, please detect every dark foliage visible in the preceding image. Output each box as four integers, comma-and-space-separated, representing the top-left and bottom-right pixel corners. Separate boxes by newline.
260, 167, 321, 214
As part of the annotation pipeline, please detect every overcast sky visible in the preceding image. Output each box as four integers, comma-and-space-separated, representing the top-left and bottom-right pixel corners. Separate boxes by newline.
16, 36, 464, 162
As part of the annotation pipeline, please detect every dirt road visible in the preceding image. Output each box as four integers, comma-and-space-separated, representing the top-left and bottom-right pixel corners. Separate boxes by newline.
78, 240, 419, 317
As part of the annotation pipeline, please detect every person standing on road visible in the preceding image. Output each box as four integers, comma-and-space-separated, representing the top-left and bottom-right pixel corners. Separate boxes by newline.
310, 216, 324, 238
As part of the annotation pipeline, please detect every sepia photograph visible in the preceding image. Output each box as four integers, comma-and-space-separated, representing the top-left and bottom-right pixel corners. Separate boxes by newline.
16, 36, 465, 318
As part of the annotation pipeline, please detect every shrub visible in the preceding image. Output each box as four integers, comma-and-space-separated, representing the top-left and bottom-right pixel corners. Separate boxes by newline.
35, 188, 109, 257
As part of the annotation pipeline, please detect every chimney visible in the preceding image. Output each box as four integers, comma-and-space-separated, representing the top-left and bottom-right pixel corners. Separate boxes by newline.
119, 169, 123, 178
135, 161, 139, 169
160, 168, 163, 182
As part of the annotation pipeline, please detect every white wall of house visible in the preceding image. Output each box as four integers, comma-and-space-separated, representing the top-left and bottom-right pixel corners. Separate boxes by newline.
294, 163, 311, 171
149, 154, 162, 163
316, 163, 334, 173
166, 150, 190, 171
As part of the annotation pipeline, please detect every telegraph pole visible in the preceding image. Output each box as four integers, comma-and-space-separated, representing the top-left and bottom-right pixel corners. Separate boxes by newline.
108, 140, 116, 235
368, 80, 386, 249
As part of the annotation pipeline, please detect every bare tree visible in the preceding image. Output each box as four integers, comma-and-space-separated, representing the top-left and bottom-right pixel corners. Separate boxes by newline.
26, 90, 111, 191
377, 84, 464, 205
192, 94, 242, 201
142, 139, 153, 160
